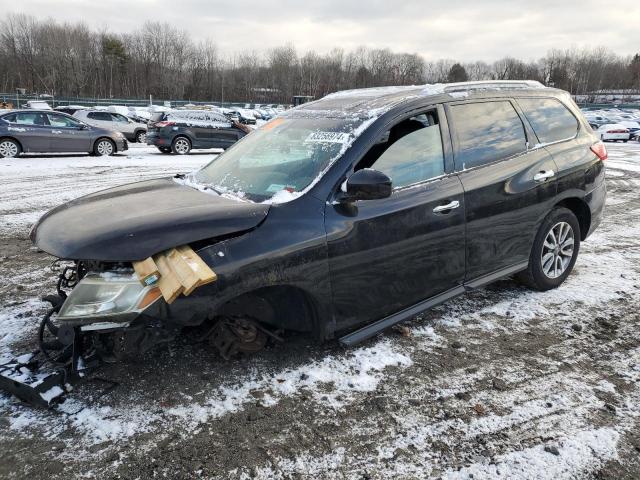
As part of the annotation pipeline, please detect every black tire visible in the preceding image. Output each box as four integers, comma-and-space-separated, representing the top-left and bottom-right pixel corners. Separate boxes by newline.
171, 136, 191, 155
157, 146, 172, 154
135, 130, 147, 143
93, 138, 116, 156
623, 140, 628, 143
516, 207, 581, 291
0, 138, 21, 158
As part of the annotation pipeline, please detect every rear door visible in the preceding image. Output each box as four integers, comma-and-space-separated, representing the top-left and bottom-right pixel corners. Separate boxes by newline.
7, 112, 51, 152
515, 97, 598, 197
46, 113, 92, 152
446, 99, 557, 281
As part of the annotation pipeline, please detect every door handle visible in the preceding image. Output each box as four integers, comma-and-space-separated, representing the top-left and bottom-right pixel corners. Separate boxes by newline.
433, 200, 460, 213
533, 170, 555, 182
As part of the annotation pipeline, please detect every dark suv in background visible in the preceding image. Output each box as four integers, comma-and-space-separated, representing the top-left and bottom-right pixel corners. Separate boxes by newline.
31, 81, 606, 361
0, 110, 127, 157
146, 110, 248, 154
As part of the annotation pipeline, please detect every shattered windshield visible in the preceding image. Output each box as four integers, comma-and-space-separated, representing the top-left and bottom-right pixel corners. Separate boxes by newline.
193, 116, 367, 202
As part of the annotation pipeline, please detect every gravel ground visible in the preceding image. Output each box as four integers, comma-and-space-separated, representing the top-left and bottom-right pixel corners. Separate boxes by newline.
0, 142, 639, 479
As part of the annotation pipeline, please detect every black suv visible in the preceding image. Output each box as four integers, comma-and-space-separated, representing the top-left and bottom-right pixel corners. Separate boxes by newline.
146, 110, 247, 154
30, 81, 606, 359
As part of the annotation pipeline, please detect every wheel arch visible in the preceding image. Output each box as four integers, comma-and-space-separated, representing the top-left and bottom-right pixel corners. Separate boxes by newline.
0, 136, 23, 152
215, 284, 319, 335
554, 197, 591, 240
93, 136, 115, 148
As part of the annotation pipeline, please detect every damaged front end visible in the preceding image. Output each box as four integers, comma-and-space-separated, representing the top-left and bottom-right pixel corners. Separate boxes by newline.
0, 260, 175, 408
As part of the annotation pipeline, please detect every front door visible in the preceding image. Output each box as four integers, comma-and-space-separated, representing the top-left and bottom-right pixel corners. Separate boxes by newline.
446, 99, 558, 280
46, 113, 92, 152
325, 109, 466, 331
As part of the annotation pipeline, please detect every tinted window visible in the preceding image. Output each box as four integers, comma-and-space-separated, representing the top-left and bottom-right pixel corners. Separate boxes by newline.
518, 98, 578, 144
111, 113, 129, 123
371, 123, 444, 188
450, 101, 527, 169
88, 112, 112, 121
14, 112, 48, 126
47, 113, 81, 127
1, 113, 16, 123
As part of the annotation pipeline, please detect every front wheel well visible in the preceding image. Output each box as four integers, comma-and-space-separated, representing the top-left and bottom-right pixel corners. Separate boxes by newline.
216, 285, 317, 333
555, 197, 591, 240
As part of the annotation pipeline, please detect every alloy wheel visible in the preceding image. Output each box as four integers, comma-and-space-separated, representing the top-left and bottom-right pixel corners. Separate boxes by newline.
136, 132, 146, 143
174, 138, 190, 154
0, 140, 19, 158
96, 140, 114, 156
541, 221, 574, 279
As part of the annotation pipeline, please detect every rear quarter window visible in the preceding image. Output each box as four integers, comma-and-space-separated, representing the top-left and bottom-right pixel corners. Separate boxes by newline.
449, 100, 527, 170
518, 97, 578, 145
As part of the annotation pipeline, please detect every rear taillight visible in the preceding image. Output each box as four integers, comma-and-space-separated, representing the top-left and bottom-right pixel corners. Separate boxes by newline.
590, 141, 608, 161
606, 129, 628, 134
155, 121, 175, 128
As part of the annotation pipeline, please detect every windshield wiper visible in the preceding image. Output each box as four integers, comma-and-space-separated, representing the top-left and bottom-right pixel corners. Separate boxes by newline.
204, 184, 224, 195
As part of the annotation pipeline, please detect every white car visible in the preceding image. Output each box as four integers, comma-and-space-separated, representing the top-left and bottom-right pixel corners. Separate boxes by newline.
25, 100, 52, 110
74, 109, 148, 143
596, 123, 631, 142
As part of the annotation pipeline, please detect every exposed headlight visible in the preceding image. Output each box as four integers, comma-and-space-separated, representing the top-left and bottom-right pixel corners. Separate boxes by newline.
58, 273, 161, 319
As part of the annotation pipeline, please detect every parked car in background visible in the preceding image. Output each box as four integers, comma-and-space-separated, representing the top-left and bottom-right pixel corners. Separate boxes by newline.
595, 123, 631, 142
620, 121, 640, 140
146, 109, 247, 154
228, 108, 257, 125
73, 110, 148, 143
55, 105, 88, 116
0, 110, 127, 157
24, 100, 52, 110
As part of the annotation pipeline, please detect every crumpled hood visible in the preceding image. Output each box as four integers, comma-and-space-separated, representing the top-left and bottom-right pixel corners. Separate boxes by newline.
31, 178, 269, 261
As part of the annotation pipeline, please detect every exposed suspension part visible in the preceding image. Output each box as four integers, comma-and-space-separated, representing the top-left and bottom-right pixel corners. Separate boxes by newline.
207, 317, 282, 360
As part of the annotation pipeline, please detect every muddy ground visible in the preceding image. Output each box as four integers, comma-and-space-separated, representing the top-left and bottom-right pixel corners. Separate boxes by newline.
0, 143, 639, 479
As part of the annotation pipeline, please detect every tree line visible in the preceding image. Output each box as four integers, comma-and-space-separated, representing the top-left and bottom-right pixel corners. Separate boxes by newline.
1, 13, 639, 104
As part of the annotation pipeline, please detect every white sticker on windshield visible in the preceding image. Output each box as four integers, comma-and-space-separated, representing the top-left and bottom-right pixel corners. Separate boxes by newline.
266, 184, 286, 193
304, 131, 351, 144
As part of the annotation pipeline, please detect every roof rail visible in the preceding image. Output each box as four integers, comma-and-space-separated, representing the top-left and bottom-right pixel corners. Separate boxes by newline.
443, 80, 546, 93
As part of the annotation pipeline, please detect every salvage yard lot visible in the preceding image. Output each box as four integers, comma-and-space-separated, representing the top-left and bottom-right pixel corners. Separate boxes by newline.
1, 142, 639, 479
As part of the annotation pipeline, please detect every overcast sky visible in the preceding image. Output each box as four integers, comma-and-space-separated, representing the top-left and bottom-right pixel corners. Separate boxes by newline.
5, 0, 640, 61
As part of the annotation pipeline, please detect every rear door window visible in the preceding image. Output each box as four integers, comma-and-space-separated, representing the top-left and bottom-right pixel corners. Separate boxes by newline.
449, 101, 527, 170
88, 112, 112, 121
517, 98, 578, 144
14, 112, 48, 126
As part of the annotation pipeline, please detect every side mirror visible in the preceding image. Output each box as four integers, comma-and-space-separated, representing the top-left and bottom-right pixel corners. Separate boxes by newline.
341, 169, 392, 202
78, 124, 88, 130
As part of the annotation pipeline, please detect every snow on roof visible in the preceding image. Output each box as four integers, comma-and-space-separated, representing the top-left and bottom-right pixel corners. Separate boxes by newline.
296, 80, 547, 120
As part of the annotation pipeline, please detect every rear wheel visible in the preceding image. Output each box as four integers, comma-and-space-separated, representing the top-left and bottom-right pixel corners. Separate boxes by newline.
94, 138, 115, 156
0, 138, 20, 158
516, 207, 580, 291
135, 131, 147, 143
171, 136, 191, 155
